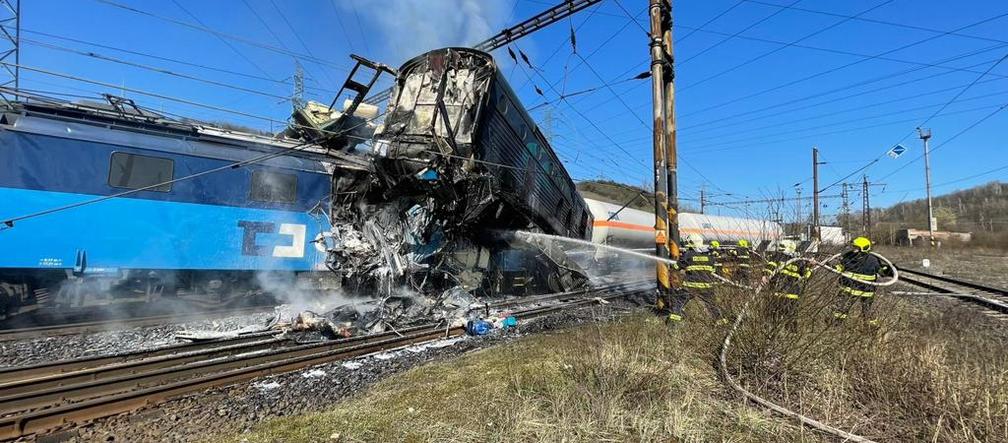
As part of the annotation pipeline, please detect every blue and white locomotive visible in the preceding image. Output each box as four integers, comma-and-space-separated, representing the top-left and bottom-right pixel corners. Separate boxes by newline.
0, 100, 363, 317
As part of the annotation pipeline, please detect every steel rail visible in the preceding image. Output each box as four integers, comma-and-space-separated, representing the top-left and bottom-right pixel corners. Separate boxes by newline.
0, 330, 278, 384
0, 305, 273, 342
897, 272, 1008, 315
0, 284, 651, 439
896, 266, 1008, 297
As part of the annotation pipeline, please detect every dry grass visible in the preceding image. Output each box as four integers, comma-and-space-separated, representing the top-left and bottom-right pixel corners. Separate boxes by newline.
726, 246, 1008, 442
222, 248, 1008, 442
221, 313, 810, 442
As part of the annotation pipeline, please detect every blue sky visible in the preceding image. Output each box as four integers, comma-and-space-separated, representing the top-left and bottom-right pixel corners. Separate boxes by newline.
17, 0, 1008, 221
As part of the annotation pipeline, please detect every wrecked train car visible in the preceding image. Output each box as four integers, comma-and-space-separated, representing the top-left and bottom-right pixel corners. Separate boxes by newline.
326, 47, 592, 299
0, 99, 368, 318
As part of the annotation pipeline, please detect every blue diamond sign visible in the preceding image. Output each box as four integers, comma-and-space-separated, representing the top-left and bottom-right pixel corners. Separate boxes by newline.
887, 144, 906, 159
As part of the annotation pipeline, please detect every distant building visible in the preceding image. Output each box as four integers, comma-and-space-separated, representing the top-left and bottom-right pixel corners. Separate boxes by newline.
897, 228, 972, 246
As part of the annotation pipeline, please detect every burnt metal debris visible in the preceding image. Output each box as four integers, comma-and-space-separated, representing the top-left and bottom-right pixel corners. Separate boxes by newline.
273, 48, 596, 337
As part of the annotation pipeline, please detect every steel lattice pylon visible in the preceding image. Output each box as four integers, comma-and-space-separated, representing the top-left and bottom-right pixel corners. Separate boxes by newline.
0, 0, 19, 105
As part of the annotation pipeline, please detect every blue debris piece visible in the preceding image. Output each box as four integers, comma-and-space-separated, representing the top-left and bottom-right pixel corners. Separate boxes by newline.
466, 319, 493, 336
416, 168, 439, 181
502, 316, 518, 329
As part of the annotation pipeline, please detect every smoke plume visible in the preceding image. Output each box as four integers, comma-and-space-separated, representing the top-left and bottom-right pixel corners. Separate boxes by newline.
339, 0, 517, 63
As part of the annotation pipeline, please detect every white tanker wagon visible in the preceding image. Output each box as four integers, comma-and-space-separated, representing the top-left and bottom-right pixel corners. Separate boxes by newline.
583, 198, 783, 262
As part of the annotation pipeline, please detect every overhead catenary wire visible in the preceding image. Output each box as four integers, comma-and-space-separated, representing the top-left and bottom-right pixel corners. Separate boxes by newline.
5, 26, 339, 95
679, 11, 1008, 119
167, 0, 274, 78
877, 102, 1008, 182
679, 0, 895, 93
820, 52, 1008, 194
92, 0, 349, 73
676, 45, 1008, 133
20, 38, 293, 101
741, 0, 1008, 46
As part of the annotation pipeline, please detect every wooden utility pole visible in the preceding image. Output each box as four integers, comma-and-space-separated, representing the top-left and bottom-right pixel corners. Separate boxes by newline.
648, 0, 678, 305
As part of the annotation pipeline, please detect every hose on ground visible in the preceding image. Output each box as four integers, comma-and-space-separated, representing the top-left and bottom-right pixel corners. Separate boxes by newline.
806, 251, 900, 287
717, 255, 885, 443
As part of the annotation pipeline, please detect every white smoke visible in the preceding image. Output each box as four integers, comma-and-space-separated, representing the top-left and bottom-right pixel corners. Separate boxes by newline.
340, 0, 517, 63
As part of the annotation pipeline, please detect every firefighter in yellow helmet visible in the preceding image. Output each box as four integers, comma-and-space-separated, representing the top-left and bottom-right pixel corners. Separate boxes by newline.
709, 240, 725, 276
727, 239, 754, 282
667, 235, 725, 325
764, 240, 811, 331
833, 236, 891, 327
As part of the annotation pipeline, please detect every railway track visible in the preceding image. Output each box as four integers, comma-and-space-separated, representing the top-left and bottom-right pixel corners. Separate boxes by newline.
0, 281, 651, 440
896, 266, 1008, 320
0, 305, 274, 342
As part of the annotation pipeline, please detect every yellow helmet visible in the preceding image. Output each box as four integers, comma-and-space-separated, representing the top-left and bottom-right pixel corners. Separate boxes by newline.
710, 240, 721, 249
852, 236, 872, 252
737, 239, 750, 248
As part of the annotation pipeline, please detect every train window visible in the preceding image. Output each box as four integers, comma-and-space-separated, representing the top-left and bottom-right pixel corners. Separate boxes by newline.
251, 170, 298, 203
108, 152, 174, 192
496, 94, 509, 115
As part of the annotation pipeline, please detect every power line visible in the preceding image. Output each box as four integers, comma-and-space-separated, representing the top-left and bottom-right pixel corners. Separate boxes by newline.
7, 27, 339, 95
679, 0, 895, 92
678, 44, 1008, 131
21, 38, 291, 101
92, 0, 349, 73
167, 0, 272, 78
674, 24, 1008, 84
678, 0, 801, 65
878, 102, 1008, 181
266, 0, 340, 87
821, 52, 1008, 193
679, 11, 1008, 119
742, 0, 1008, 46
680, 89, 1008, 150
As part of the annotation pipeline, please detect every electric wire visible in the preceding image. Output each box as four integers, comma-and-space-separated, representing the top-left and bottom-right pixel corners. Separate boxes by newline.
167, 0, 273, 78
742, 0, 1008, 46
21, 38, 292, 101
679, 0, 801, 65
92, 0, 349, 73
5, 26, 339, 95
679, 0, 895, 93
676, 44, 1008, 133
679, 12, 1008, 119
820, 52, 1008, 194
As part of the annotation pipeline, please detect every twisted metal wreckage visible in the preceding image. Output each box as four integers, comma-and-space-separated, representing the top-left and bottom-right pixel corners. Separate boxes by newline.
269, 48, 594, 338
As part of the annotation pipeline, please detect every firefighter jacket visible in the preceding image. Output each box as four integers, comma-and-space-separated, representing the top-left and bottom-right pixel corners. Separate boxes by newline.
836, 251, 890, 297
728, 247, 753, 269
765, 252, 811, 299
676, 249, 719, 290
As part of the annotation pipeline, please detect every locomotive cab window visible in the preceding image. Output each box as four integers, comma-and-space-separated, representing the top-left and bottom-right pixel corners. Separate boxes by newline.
108, 152, 174, 192
251, 170, 297, 204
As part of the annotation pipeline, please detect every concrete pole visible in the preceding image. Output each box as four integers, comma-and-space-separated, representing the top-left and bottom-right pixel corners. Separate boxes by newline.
918, 127, 935, 247
812, 147, 821, 242
699, 186, 705, 214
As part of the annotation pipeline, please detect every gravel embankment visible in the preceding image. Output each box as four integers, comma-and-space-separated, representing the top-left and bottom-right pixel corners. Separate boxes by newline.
16, 301, 637, 443
0, 311, 275, 367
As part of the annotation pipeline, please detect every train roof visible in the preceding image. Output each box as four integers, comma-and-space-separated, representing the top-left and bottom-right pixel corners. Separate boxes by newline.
1, 99, 369, 172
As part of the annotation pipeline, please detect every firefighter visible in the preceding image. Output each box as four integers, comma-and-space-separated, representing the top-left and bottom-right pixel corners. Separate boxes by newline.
764, 240, 810, 331
709, 240, 725, 276
728, 239, 754, 282
667, 235, 725, 325
833, 236, 890, 327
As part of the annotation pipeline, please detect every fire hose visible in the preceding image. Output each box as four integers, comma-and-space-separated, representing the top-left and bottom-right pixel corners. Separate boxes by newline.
716, 251, 897, 443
